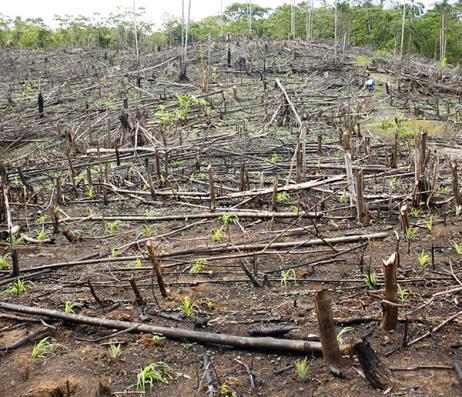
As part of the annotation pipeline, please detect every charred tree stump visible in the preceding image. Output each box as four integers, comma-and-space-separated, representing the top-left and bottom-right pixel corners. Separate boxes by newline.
381, 253, 398, 331
352, 339, 394, 390
315, 289, 343, 371
355, 169, 369, 225
450, 162, 462, 205
207, 165, 216, 211
146, 241, 168, 299
38, 93, 44, 119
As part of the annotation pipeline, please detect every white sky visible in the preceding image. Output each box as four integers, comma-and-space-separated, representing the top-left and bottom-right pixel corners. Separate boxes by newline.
2, 0, 436, 28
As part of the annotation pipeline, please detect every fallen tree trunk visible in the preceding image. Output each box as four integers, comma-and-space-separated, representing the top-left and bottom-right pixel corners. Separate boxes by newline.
0, 302, 335, 355
61, 210, 321, 224
22, 231, 389, 273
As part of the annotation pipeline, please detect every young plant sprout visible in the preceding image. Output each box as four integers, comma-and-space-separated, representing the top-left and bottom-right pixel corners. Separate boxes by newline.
32, 337, 61, 359
417, 251, 430, 268
294, 357, 309, 383
281, 269, 297, 286
108, 343, 122, 359
136, 362, 172, 392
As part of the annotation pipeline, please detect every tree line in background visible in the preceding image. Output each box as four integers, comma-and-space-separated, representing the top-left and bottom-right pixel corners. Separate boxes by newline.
1, 1, 462, 63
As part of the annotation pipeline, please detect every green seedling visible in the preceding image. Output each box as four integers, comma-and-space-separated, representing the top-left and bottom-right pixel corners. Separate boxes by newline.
439, 186, 450, 194
181, 296, 197, 317
145, 209, 157, 217
64, 300, 83, 314
336, 326, 354, 345
11, 233, 23, 246
152, 334, 165, 346
389, 176, 398, 190
410, 208, 421, 218
453, 241, 462, 255
108, 343, 121, 359
37, 230, 48, 241
212, 227, 224, 242
364, 271, 378, 289
219, 384, 237, 397
417, 251, 430, 268
85, 188, 95, 199
32, 337, 61, 359
456, 205, 462, 217
281, 268, 297, 286
405, 227, 416, 241
4, 279, 35, 295
398, 283, 409, 303
136, 362, 172, 392
105, 220, 121, 234
190, 258, 207, 274
424, 216, 433, 232
221, 214, 237, 226
276, 192, 289, 203
0, 254, 11, 270
37, 213, 48, 225
270, 153, 280, 163
182, 342, 195, 349
111, 248, 119, 257
132, 258, 142, 268
142, 224, 153, 237
294, 357, 309, 383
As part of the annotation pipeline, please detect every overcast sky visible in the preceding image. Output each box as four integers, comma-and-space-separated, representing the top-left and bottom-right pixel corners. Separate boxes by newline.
2, 0, 436, 28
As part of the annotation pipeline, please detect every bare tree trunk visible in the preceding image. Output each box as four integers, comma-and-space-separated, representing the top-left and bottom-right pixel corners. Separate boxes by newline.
180, 0, 191, 80
400, 0, 406, 63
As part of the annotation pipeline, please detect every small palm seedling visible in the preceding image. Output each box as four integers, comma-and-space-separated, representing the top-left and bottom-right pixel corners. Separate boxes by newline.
424, 216, 433, 232
0, 254, 11, 270
152, 334, 165, 346
189, 258, 207, 275
64, 300, 83, 314
398, 284, 410, 303
453, 241, 462, 255
212, 227, 224, 242
219, 384, 237, 397
4, 279, 34, 295
108, 343, 121, 359
132, 258, 142, 269
281, 269, 297, 286
11, 233, 23, 246
389, 176, 398, 190
270, 153, 280, 163
105, 220, 121, 234
456, 205, 462, 217
136, 362, 172, 392
438, 185, 450, 194
182, 296, 197, 317
276, 192, 289, 203
221, 214, 237, 226
409, 208, 421, 218
84, 188, 95, 199
417, 251, 430, 269
405, 227, 416, 241
37, 213, 48, 225
294, 357, 309, 383
364, 271, 378, 289
32, 337, 61, 359
142, 224, 153, 237
111, 248, 120, 257
336, 326, 354, 345
37, 230, 48, 241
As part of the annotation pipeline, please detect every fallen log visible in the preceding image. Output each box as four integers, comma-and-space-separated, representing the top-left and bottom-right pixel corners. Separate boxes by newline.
61, 210, 321, 224
0, 302, 339, 355
22, 231, 389, 273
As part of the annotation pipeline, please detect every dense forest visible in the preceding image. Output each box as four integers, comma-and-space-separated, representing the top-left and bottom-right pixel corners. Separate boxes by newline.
1, 1, 462, 62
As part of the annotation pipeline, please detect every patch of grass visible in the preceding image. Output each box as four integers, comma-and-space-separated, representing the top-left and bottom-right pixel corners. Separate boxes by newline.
355, 55, 373, 65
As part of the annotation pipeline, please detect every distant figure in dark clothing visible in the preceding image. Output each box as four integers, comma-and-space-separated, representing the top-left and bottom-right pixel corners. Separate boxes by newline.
364, 78, 376, 93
